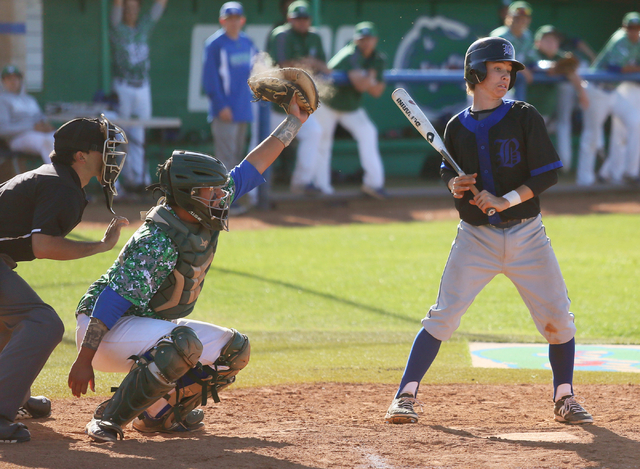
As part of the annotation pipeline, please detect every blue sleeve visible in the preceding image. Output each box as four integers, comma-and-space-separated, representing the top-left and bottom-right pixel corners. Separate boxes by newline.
229, 159, 266, 202
202, 38, 230, 114
91, 286, 132, 329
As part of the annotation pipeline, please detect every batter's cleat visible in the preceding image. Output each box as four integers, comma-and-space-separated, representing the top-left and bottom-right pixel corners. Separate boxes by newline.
132, 409, 205, 434
15, 396, 52, 420
554, 395, 593, 425
385, 393, 422, 424
85, 418, 124, 443
0, 418, 30, 443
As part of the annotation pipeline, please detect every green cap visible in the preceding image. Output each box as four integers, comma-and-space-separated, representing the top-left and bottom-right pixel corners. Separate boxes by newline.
1, 64, 22, 79
354, 21, 377, 40
534, 25, 561, 42
508, 1, 532, 17
287, 0, 310, 19
623, 12, 640, 27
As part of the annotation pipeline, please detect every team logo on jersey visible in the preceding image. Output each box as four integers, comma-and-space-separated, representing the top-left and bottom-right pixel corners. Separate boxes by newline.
495, 139, 521, 167
503, 43, 514, 57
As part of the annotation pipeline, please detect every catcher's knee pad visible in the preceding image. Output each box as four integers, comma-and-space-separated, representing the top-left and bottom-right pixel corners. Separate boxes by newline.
214, 328, 250, 391
98, 326, 203, 428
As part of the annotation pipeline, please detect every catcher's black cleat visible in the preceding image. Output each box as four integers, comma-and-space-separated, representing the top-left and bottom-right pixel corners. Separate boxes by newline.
15, 396, 51, 420
85, 419, 124, 443
0, 418, 30, 443
132, 409, 205, 434
554, 395, 593, 424
385, 393, 422, 424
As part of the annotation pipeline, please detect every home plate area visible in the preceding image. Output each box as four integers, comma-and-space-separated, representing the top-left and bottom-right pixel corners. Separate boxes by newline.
470, 342, 640, 372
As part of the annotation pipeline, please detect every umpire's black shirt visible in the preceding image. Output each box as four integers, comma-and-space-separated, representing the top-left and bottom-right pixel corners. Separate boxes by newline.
0, 163, 87, 262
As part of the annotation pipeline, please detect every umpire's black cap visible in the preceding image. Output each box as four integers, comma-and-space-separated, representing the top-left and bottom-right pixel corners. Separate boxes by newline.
52, 118, 105, 159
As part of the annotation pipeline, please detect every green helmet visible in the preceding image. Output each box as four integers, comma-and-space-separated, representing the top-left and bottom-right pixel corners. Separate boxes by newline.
153, 150, 233, 231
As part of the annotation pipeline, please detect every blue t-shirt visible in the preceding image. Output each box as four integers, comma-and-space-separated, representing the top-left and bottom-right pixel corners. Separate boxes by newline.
202, 30, 255, 123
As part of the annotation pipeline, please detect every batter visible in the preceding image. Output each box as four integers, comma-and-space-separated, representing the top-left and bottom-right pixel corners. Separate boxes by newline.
384, 37, 592, 426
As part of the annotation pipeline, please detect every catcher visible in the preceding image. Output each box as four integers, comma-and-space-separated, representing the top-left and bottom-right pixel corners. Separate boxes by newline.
68, 69, 318, 442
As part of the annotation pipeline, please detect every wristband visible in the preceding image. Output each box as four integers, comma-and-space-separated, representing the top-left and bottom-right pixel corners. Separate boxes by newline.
81, 316, 109, 351
502, 190, 522, 207
271, 114, 302, 147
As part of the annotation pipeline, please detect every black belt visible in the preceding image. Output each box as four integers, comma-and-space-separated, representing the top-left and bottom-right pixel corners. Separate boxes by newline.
491, 219, 522, 229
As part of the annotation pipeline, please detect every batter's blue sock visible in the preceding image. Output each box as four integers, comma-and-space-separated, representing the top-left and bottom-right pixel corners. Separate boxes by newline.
395, 328, 441, 399
549, 338, 575, 400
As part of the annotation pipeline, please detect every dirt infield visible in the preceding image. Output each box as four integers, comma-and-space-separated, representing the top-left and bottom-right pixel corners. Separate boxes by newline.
3, 188, 639, 468
2, 383, 640, 468
79, 187, 640, 231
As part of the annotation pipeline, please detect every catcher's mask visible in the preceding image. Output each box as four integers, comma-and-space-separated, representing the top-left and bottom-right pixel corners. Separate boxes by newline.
99, 114, 128, 214
149, 150, 233, 231
464, 37, 525, 90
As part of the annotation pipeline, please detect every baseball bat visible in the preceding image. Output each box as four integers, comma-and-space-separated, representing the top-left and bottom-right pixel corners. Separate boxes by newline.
391, 88, 496, 216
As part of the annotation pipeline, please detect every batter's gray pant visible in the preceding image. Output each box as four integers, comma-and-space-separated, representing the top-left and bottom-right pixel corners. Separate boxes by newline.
423, 215, 577, 344
0, 257, 64, 421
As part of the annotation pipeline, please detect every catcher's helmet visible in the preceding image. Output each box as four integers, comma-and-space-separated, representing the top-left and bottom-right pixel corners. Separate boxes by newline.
464, 37, 525, 90
151, 150, 233, 231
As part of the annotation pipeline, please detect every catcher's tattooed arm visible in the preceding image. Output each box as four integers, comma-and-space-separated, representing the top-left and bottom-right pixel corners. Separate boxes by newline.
246, 99, 309, 174
68, 316, 108, 397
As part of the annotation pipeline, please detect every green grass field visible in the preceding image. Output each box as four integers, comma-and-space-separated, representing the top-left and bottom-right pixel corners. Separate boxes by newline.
18, 212, 640, 398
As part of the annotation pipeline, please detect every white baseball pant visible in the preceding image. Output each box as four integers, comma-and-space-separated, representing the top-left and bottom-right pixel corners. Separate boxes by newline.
9, 130, 54, 164
577, 82, 640, 186
314, 105, 385, 192
270, 110, 322, 191
599, 82, 640, 183
113, 79, 152, 189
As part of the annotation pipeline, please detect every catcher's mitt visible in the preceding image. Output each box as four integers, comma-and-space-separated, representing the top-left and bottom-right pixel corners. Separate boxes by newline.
248, 68, 319, 114
552, 53, 580, 76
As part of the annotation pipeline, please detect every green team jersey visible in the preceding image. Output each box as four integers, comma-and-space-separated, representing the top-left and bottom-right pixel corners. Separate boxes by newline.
324, 42, 386, 112
76, 206, 182, 321
490, 26, 534, 63
268, 24, 326, 114
110, 11, 157, 82
593, 28, 640, 71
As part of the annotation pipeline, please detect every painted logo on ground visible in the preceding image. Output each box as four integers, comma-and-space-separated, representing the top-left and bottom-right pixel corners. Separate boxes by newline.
469, 343, 640, 373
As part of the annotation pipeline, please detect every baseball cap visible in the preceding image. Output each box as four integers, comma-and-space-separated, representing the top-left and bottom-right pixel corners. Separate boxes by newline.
1, 64, 23, 79
287, 0, 310, 19
508, 1, 532, 17
534, 25, 561, 42
353, 22, 378, 40
623, 12, 640, 28
52, 118, 105, 156
219, 1, 244, 19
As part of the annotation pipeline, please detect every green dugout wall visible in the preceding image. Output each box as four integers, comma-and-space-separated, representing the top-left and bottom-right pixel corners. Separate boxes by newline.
35, 0, 640, 176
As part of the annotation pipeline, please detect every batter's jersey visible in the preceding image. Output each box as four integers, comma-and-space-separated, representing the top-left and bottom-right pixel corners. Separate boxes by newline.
324, 42, 386, 112
441, 100, 561, 226
0, 164, 87, 262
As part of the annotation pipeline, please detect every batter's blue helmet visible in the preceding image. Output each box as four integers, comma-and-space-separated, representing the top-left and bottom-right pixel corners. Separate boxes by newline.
464, 37, 525, 90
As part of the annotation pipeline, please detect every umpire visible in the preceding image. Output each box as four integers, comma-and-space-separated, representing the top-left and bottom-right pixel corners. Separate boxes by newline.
0, 116, 129, 443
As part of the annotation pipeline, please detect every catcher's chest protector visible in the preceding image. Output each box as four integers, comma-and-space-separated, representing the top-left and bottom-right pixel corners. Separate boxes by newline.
146, 206, 218, 319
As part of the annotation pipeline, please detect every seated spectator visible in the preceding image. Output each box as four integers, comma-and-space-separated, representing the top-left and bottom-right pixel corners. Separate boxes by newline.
0, 65, 54, 164
526, 25, 589, 171
315, 22, 387, 198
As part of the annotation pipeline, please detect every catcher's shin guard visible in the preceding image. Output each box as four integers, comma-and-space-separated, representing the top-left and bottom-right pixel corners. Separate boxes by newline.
133, 329, 250, 433
97, 326, 203, 429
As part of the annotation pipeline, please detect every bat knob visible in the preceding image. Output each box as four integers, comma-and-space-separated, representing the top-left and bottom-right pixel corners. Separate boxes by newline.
486, 208, 497, 216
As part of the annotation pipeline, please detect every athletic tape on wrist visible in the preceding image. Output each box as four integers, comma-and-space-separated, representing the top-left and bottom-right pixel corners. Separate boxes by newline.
271, 115, 302, 147
503, 190, 522, 208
